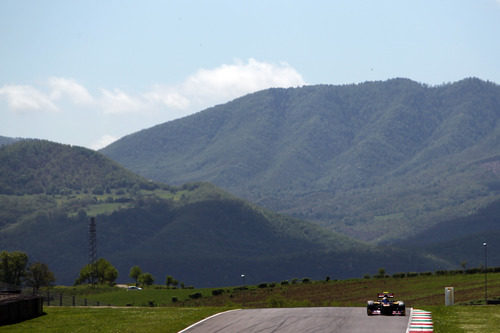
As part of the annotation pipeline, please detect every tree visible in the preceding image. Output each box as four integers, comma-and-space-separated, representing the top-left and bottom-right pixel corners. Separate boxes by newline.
25, 262, 56, 294
129, 265, 142, 286
75, 258, 118, 286
138, 272, 154, 287
376, 268, 386, 278
165, 275, 174, 288
0, 250, 29, 285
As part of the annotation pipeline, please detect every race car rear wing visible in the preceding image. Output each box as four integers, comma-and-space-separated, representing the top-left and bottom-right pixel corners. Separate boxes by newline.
377, 292, 394, 298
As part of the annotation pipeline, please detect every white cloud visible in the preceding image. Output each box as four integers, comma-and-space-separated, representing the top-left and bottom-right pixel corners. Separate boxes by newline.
99, 88, 146, 114
149, 58, 306, 112
48, 77, 94, 105
1, 60, 305, 148
143, 87, 190, 110
90, 134, 119, 150
1, 59, 304, 117
0, 84, 58, 112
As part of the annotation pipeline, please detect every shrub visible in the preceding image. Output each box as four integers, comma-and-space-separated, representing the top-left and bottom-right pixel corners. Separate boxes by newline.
189, 292, 202, 299
281, 280, 289, 285
267, 295, 287, 308
212, 289, 224, 296
258, 283, 268, 289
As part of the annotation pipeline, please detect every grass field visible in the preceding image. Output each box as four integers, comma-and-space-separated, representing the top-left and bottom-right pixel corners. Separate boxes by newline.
427, 305, 500, 332
47, 271, 500, 308
2, 271, 500, 332
0, 307, 227, 333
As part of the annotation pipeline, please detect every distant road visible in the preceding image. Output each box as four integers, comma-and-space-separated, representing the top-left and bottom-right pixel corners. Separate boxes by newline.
179, 307, 410, 333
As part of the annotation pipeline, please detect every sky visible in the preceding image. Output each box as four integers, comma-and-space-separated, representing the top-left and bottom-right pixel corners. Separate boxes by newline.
1, 0, 500, 150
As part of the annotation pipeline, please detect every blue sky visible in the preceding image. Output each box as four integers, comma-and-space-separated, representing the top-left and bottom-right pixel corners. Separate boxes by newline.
1, 0, 500, 149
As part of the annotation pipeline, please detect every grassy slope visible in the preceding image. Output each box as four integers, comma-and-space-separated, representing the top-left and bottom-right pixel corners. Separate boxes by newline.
3, 272, 500, 332
46, 271, 500, 308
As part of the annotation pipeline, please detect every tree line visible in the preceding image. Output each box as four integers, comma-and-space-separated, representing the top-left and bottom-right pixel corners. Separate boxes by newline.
1, 250, 184, 291
73, 260, 184, 289
0, 250, 55, 293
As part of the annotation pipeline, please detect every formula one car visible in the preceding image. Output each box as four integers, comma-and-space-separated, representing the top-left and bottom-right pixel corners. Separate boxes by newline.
367, 292, 405, 316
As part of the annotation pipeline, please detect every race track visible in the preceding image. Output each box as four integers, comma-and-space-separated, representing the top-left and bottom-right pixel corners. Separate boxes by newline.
179, 307, 411, 333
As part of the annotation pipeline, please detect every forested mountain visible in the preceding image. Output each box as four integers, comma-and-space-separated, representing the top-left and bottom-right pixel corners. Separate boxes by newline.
0, 140, 447, 286
101, 78, 500, 245
0, 140, 152, 195
0, 136, 20, 147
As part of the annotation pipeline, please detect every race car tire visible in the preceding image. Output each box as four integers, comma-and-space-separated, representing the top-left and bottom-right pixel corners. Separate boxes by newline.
367, 301, 374, 316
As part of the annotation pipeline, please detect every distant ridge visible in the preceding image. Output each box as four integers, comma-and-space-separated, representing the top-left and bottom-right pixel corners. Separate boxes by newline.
0, 139, 150, 195
0, 135, 21, 147
101, 78, 500, 244
0, 140, 448, 286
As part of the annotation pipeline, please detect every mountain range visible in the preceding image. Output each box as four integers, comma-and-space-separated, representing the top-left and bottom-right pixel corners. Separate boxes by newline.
0, 140, 446, 286
101, 78, 500, 248
2, 77, 500, 285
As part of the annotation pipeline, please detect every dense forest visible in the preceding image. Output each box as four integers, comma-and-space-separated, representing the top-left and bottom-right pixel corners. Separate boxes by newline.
101, 78, 500, 244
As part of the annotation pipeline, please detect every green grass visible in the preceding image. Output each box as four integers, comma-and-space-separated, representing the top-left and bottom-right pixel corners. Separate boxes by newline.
5, 272, 500, 332
0, 307, 227, 333
48, 271, 500, 308
426, 305, 500, 333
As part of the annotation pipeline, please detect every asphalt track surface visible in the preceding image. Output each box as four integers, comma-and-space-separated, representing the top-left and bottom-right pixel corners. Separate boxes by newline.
180, 307, 411, 333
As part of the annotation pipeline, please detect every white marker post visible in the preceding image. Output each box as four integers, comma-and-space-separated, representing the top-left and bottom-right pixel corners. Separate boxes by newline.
445, 287, 454, 306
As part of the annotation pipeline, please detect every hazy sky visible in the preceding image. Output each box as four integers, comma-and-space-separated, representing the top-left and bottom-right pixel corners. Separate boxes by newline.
1, 0, 500, 149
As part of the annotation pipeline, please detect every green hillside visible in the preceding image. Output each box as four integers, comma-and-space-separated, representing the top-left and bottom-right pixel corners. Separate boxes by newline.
0, 140, 449, 286
0, 140, 155, 195
101, 78, 500, 246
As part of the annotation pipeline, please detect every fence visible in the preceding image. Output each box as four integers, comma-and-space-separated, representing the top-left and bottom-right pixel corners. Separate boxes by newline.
43, 291, 112, 307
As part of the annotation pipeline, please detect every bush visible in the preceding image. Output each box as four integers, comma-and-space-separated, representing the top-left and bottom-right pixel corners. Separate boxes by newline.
281, 280, 289, 285
189, 292, 202, 299
258, 283, 268, 289
302, 278, 311, 284
233, 286, 248, 291
267, 295, 286, 308
212, 289, 224, 296
171, 297, 178, 303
